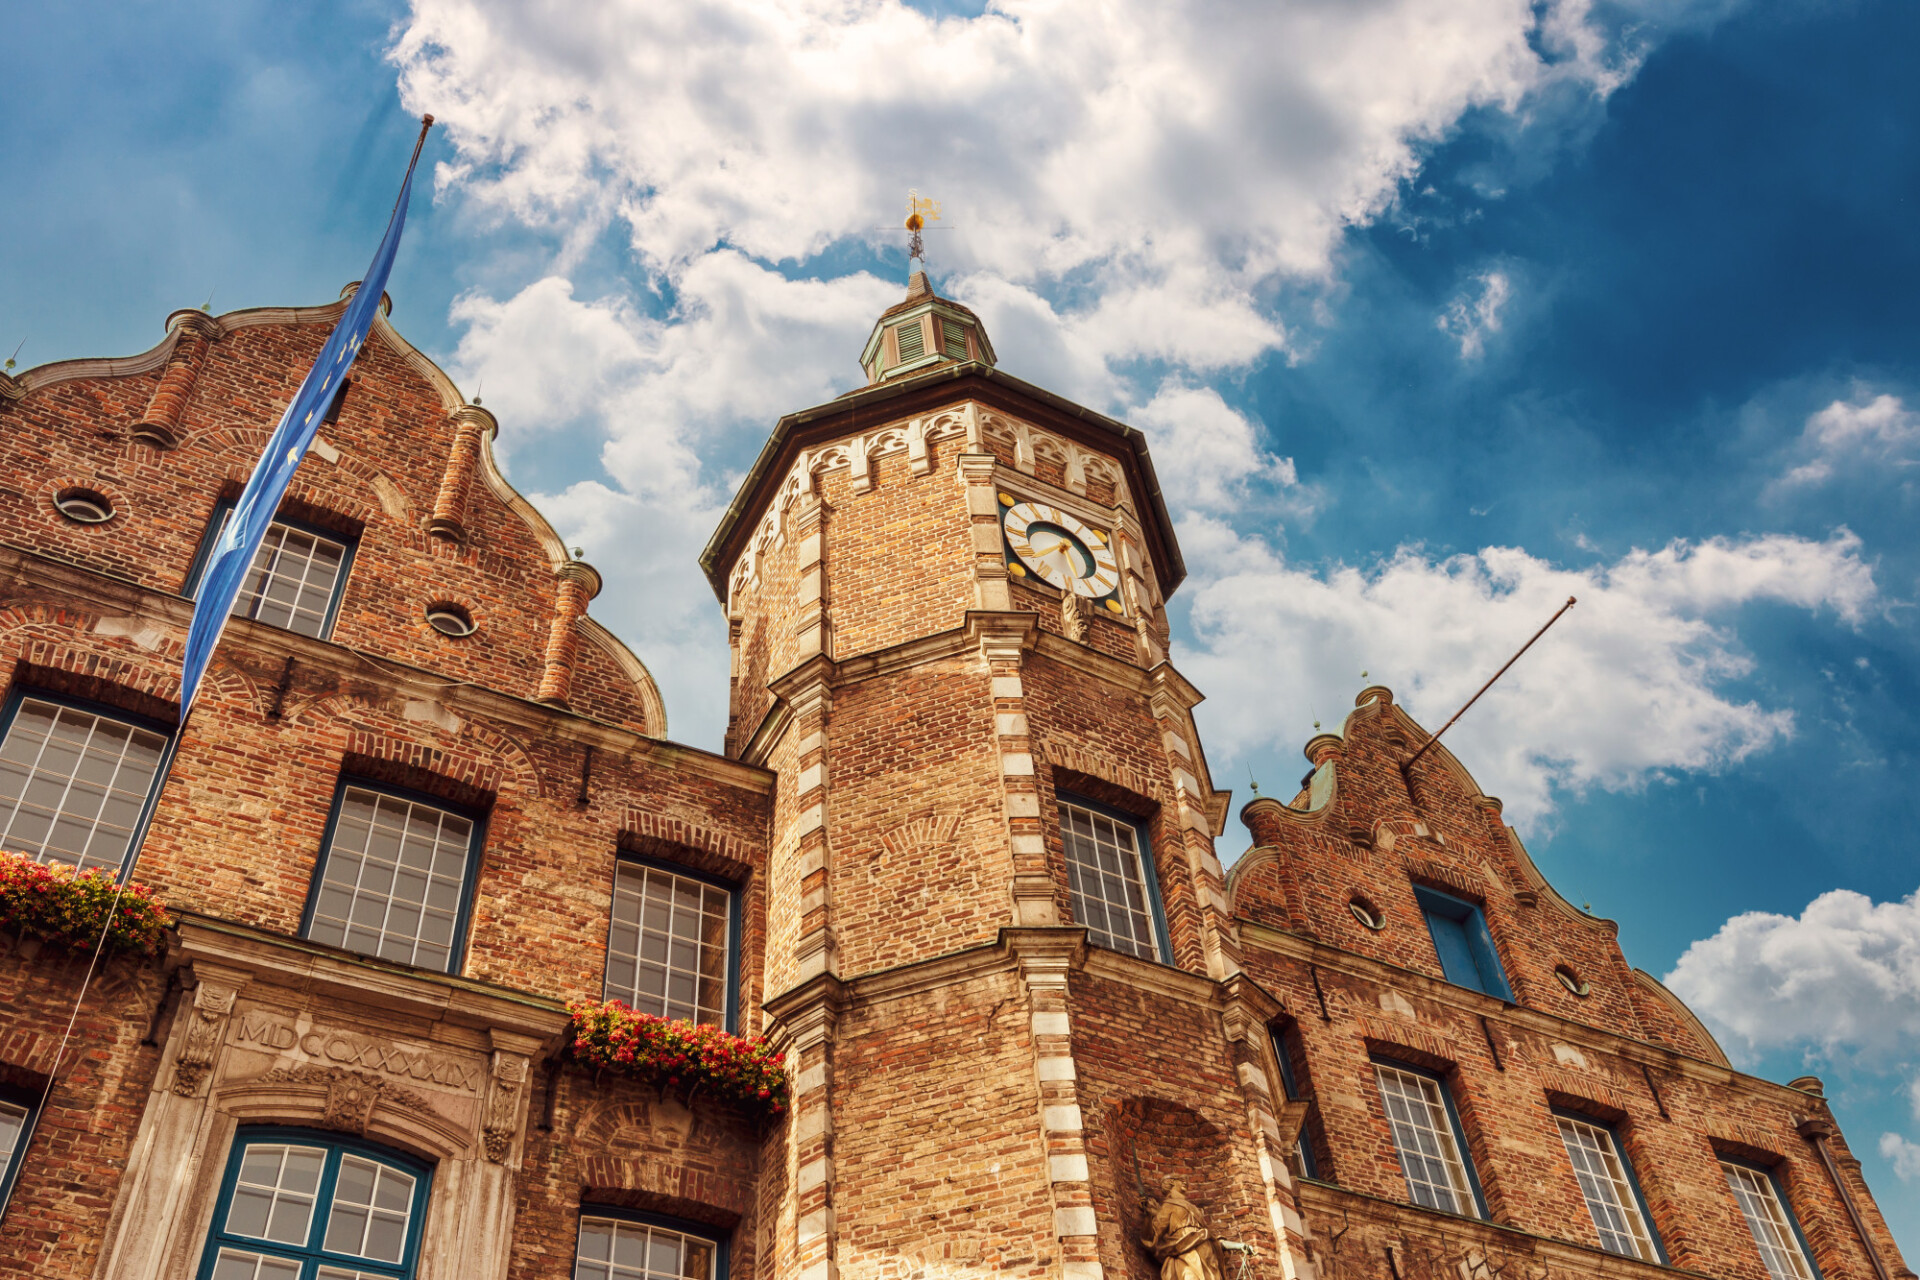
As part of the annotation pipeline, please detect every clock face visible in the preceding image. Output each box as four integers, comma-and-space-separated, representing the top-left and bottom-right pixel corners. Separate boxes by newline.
1001, 497, 1123, 602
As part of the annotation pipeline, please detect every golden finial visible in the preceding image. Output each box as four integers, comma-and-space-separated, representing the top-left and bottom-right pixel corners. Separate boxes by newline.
905, 189, 942, 267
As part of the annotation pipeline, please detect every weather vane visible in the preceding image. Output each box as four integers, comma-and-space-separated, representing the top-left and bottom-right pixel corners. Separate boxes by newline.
904, 189, 942, 269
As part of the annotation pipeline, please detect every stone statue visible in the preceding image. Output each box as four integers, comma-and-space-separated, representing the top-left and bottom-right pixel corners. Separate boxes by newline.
1140, 1180, 1225, 1280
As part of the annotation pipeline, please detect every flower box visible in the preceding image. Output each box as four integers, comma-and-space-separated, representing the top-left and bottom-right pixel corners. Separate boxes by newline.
0, 850, 172, 958
566, 998, 788, 1123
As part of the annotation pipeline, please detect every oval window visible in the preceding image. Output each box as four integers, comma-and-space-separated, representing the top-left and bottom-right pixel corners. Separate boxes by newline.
1555, 965, 1591, 997
1349, 895, 1385, 931
54, 488, 113, 524
425, 603, 475, 637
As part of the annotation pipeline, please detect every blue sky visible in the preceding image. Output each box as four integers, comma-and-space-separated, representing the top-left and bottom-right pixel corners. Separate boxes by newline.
4, 0, 1916, 1247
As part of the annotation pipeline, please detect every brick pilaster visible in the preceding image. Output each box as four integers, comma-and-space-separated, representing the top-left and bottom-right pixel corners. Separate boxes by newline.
1009, 931, 1104, 1280
535, 561, 601, 706
429, 404, 495, 541
133, 311, 222, 449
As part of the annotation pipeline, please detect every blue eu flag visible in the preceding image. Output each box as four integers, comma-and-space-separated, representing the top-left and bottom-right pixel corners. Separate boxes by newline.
178, 118, 432, 718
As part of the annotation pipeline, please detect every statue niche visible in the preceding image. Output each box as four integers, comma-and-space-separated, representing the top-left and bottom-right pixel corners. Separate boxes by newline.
1098, 1097, 1239, 1280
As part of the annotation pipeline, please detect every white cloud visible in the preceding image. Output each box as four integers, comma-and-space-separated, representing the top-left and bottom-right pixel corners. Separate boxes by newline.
395, 0, 1710, 384
1436, 269, 1513, 359
1776, 392, 1920, 489
1665, 886, 1920, 1065
1181, 526, 1876, 823
1129, 383, 1307, 515
1882, 1133, 1920, 1181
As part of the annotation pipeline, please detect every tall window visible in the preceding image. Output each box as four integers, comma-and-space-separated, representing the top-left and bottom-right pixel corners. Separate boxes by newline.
575, 1209, 723, 1280
303, 783, 481, 974
1723, 1160, 1819, 1280
1268, 1025, 1318, 1180
1413, 886, 1513, 1000
1373, 1061, 1482, 1218
1555, 1113, 1661, 1261
604, 860, 736, 1029
190, 507, 355, 641
1059, 796, 1168, 962
0, 1090, 34, 1212
0, 693, 168, 873
198, 1129, 429, 1280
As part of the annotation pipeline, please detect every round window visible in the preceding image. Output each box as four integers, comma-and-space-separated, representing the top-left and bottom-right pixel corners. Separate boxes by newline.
54, 488, 113, 524
425, 603, 475, 637
1348, 895, 1385, 931
1554, 965, 1591, 997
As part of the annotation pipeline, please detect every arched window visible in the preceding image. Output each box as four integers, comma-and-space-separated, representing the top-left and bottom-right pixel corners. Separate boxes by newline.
574, 1207, 726, 1280
198, 1128, 430, 1280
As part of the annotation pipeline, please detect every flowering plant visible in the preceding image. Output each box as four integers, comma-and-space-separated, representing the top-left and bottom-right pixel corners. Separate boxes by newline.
566, 998, 788, 1122
0, 850, 173, 957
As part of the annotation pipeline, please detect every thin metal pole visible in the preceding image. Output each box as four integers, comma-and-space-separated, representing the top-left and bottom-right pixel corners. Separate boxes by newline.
1403, 596, 1577, 771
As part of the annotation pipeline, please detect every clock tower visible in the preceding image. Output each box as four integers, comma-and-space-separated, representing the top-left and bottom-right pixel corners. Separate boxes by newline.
703, 274, 1311, 1280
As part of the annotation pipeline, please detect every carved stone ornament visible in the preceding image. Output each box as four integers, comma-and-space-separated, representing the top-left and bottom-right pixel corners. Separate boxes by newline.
1060, 592, 1089, 643
170, 982, 239, 1097
483, 1051, 530, 1162
249, 1064, 438, 1136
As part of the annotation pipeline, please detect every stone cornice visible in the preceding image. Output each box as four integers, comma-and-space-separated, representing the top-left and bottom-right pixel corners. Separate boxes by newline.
175, 915, 570, 1045
0, 542, 769, 795
1295, 1179, 1720, 1280
700, 366, 1184, 602
1237, 920, 1800, 1102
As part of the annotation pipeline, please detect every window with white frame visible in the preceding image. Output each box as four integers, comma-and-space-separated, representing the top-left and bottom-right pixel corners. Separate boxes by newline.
605, 861, 734, 1027
304, 785, 477, 973
1373, 1062, 1480, 1217
1723, 1161, 1818, 1280
1059, 798, 1163, 961
193, 507, 354, 641
0, 694, 168, 873
198, 1130, 428, 1280
575, 1211, 720, 1280
1557, 1115, 1660, 1260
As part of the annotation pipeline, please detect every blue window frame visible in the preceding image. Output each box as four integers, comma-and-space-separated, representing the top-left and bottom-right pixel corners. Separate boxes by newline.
574, 1205, 728, 1280
196, 1127, 431, 1280
0, 687, 171, 875
1414, 886, 1512, 1000
186, 502, 357, 641
1371, 1057, 1487, 1218
299, 778, 487, 975
1268, 1025, 1318, 1179
1553, 1108, 1664, 1262
1057, 792, 1172, 963
604, 855, 742, 1032
0, 1086, 37, 1218
1721, 1157, 1822, 1280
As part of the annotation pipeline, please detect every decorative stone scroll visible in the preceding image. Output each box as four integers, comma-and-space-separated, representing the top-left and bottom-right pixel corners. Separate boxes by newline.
171, 981, 239, 1097
483, 1050, 530, 1162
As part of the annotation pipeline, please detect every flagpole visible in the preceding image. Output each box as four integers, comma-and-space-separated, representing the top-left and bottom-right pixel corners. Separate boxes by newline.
0, 111, 437, 1223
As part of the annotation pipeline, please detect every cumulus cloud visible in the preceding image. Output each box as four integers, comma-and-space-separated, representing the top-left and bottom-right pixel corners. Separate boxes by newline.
1436, 270, 1513, 359
1181, 525, 1876, 823
394, 0, 1715, 386
1775, 392, 1920, 489
1882, 1133, 1920, 1181
1129, 384, 1308, 515
1665, 887, 1920, 1065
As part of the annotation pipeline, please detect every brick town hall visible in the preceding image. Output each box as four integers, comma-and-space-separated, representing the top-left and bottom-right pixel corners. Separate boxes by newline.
0, 272, 1906, 1280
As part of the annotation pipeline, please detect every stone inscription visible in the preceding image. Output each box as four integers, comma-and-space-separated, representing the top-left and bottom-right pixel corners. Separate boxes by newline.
233, 1013, 482, 1092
